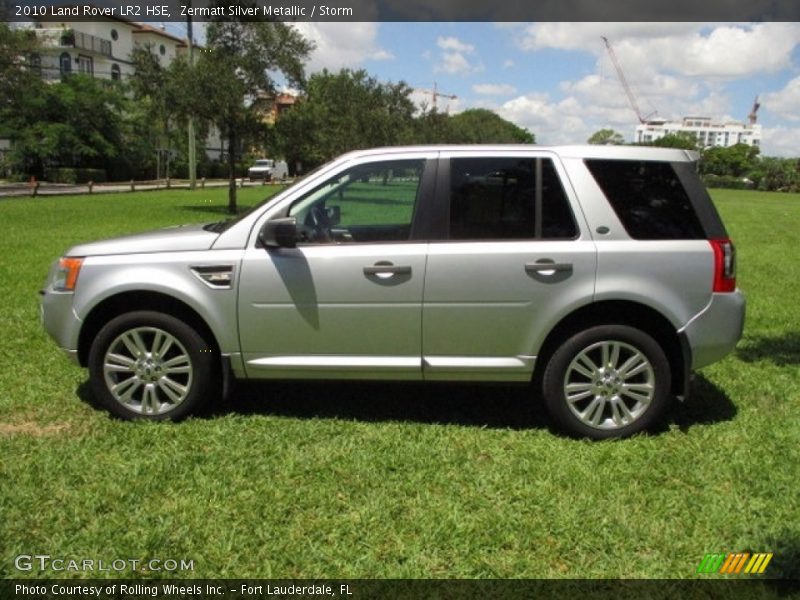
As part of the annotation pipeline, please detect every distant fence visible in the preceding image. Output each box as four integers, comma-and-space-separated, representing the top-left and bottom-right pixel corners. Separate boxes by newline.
0, 177, 291, 198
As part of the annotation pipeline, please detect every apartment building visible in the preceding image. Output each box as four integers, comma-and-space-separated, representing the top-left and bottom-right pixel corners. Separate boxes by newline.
635, 117, 762, 149
28, 18, 186, 81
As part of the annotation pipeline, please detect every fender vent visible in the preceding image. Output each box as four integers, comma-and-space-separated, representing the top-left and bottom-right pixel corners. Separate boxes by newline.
190, 265, 234, 289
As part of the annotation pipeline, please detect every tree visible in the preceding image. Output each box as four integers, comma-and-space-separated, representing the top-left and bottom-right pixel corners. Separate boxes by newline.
6, 74, 127, 178
440, 109, 535, 144
194, 19, 313, 213
588, 128, 625, 145
648, 132, 698, 150
412, 108, 452, 144
275, 69, 416, 172
0, 23, 45, 166
128, 46, 210, 180
0, 24, 42, 115
750, 156, 800, 192
699, 144, 759, 178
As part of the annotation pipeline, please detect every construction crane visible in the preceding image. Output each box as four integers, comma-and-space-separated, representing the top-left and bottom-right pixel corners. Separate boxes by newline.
747, 96, 760, 125
416, 82, 457, 112
601, 36, 657, 124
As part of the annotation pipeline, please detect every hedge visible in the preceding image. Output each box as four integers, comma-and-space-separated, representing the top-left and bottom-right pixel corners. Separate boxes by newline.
44, 168, 107, 184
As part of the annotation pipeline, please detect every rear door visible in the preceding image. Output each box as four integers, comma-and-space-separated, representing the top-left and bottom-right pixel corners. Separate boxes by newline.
422, 151, 597, 381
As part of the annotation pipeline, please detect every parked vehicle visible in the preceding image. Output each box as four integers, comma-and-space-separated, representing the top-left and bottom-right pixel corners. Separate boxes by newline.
247, 159, 288, 182
41, 145, 744, 438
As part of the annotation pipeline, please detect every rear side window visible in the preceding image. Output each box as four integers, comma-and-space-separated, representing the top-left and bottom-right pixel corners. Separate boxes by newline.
449, 157, 577, 240
585, 159, 705, 240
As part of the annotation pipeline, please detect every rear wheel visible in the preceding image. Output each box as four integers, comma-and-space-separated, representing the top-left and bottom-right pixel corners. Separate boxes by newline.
542, 325, 671, 439
88, 311, 218, 421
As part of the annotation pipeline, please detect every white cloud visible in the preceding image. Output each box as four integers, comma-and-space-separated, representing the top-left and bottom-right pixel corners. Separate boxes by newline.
290, 23, 392, 73
436, 52, 472, 74
517, 23, 800, 80
489, 22, 800, 153
761, 126, 800, 157
432, 35, 481, 75
437, 36, 475, 54
472, 83, 517, 96
516, 23, 697, 53
762, 77, 800, 122
502, 59, 515, 69
370, 49, 395, 62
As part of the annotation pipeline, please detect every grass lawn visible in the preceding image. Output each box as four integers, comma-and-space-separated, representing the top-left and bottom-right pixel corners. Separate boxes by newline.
0, 186, 798, 581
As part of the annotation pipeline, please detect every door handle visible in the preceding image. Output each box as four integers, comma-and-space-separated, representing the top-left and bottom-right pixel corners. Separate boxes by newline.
525, 261, 573, 275
363, 264, 412, 277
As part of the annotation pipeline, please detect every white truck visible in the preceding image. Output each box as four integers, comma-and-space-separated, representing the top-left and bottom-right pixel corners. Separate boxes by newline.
247, 159, 289, 182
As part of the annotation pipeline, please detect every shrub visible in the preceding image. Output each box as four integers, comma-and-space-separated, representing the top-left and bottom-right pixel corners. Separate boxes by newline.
701, 174, 754, 190
44, 168, 107, 184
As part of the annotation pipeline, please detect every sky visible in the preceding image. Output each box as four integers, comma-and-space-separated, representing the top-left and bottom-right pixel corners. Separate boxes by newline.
172, 22, 800, 157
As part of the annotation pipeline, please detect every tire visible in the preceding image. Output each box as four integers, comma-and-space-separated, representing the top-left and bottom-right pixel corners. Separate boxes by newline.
88, 311, 219, 421
541, 325, 671, 439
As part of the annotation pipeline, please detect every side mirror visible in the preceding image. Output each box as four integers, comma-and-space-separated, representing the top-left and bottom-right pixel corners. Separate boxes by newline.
259, 217, 297, 248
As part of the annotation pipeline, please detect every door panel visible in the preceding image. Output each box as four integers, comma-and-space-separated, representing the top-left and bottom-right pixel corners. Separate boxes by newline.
238, 243, 427, 379
422, 241, 596, 380
422, 154, 596, 382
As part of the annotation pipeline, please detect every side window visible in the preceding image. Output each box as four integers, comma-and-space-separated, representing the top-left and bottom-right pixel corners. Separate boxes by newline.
449, 157, 577, 240
288, 159, 425, 244
584, 159, 705, 240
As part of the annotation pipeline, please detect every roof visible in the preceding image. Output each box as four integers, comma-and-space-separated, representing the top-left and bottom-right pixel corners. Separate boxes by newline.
35, 6, 189, 45
132, 23, 188, 46
336, 145, 701, 163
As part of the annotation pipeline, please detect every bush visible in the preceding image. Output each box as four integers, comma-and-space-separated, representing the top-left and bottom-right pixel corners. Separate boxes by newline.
44, 168, 77, 184
44, 168, 107, 184
197, 160, 248, 179
702, 174, 754, 190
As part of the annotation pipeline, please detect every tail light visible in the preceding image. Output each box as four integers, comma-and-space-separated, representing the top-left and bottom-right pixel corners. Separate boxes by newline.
710, 239, 736, 293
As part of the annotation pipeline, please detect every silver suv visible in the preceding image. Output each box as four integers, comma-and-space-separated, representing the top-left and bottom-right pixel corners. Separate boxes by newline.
41, 145, 745, 438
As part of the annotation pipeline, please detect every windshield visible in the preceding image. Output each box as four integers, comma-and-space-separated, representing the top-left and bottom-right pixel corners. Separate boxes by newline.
203, 160, 336, 234
254, 160, 272, 166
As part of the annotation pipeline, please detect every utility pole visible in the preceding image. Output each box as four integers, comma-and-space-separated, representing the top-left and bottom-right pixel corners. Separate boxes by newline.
186, 2, 197, 189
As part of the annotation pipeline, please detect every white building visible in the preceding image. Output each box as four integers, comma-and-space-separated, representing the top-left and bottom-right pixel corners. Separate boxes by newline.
29, 19, 186, 82
635, 117, 761, 149
21, 17, 225, 161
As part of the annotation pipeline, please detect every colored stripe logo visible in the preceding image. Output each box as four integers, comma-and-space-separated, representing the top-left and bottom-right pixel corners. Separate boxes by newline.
697, 553, 773, 574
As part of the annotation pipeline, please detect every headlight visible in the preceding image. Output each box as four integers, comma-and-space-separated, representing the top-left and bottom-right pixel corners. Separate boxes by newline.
53, 257, 84, 291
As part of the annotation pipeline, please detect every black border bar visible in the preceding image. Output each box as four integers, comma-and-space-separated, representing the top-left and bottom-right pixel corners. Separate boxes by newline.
3, 579, 800, 600
3, 0, 800, 22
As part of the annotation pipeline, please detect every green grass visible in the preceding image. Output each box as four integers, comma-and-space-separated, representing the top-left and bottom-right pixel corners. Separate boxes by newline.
0, 187, 798, 581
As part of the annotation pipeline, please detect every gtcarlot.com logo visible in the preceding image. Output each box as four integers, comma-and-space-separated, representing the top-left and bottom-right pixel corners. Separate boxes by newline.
14, 554, 195, 573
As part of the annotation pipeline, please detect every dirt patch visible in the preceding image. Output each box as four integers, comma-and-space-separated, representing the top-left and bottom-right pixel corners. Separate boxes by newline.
0, 421, 72, 437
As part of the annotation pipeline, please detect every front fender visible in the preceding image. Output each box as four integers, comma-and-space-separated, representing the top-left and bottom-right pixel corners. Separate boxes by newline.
72, 250, 244, 355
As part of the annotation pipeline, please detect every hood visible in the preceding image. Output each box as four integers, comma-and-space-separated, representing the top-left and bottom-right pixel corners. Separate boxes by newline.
66, 223, 219, 257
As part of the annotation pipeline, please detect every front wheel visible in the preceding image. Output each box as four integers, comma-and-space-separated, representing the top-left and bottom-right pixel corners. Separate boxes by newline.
541, 325, 671, 439
88, 311, 219, 421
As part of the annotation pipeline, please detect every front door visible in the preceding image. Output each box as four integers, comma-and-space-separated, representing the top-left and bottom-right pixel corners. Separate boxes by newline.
238, 156, 434, 379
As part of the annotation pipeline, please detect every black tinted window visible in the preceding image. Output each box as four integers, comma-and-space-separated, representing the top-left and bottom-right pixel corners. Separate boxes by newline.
585, 159, 705, 240
449, 157, 577, 240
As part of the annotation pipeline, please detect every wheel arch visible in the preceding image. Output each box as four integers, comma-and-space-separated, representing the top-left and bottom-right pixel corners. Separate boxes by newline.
77, 291, 221, 368
533, 300, 689, 397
